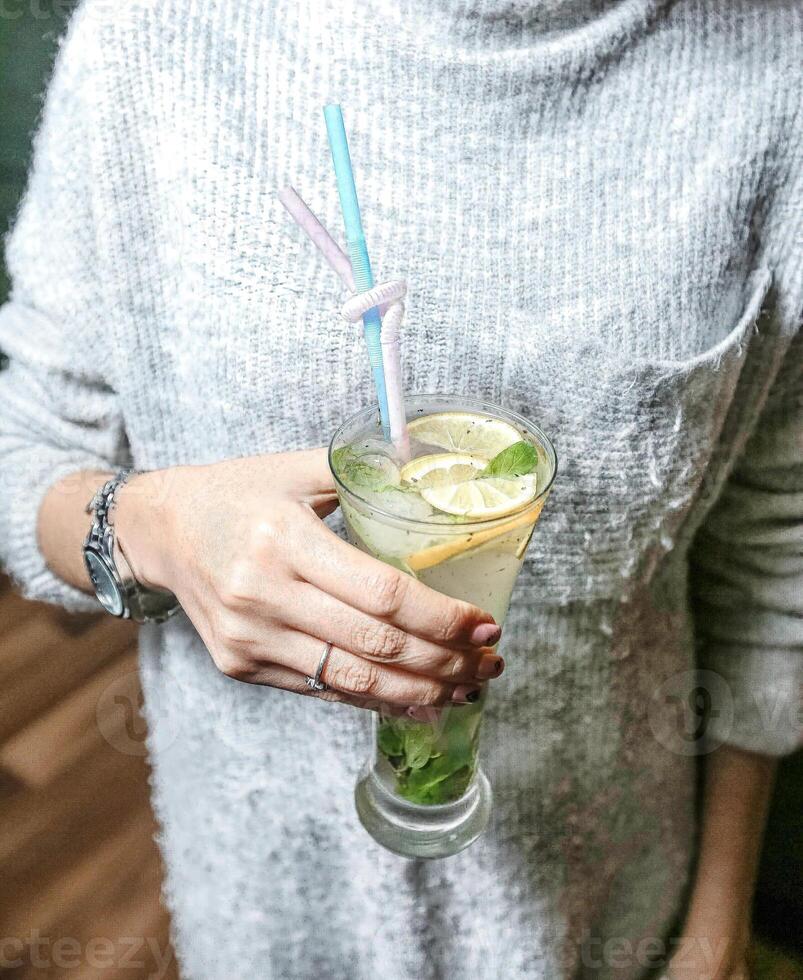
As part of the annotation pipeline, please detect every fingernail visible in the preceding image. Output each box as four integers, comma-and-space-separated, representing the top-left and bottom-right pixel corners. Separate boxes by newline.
452, 685, 482, 704
469, 623, 501, 647
476, 654, 504, 680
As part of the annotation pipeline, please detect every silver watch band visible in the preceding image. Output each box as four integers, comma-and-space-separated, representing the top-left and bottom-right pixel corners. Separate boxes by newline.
84, 470, 179, 624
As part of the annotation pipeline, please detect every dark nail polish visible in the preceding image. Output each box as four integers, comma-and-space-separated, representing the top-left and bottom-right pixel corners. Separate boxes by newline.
476, 654, 505, 679
469, 622, 502, 647
452, 684, 482, 704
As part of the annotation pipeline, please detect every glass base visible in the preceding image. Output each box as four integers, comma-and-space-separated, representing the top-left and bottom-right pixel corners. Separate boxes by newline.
354, 767, 492, 859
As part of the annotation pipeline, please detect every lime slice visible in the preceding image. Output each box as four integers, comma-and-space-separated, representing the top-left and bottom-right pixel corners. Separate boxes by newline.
421, 473, 537, 520
407, 412, 522, 458
400, 452, 488, 490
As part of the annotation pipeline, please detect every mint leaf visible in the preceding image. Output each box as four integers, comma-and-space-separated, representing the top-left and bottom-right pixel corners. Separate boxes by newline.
483, 440, 537, 479
431, 765, 473, 802
379, 707, 483, 805
403, 754, 471, 799
341, 460, 396, 492
334, 446, 402, 493
402, 725, 438, 770
331, 446, 356, 474
377, 720, 404, 758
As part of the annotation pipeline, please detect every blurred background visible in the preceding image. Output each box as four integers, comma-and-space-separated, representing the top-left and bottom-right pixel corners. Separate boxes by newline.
1, 4, 177, 977
0, 4, 800, 978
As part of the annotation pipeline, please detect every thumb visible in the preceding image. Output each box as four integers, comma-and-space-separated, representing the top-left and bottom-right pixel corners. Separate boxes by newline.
290, 446, 338, 513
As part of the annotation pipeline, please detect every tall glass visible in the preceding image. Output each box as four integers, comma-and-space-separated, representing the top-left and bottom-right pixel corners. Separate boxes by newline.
329, 394, 556, 858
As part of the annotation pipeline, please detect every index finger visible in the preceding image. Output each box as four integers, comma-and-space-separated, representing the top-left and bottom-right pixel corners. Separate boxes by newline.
293, 509, 500, 648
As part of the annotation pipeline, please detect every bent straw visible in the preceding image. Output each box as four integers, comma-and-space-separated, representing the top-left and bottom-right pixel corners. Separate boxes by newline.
323, 104, 390, 438
278, 187, 409, 456
377, 292, 410, 459
341, 280, 409, 458
279, 187, 398, 314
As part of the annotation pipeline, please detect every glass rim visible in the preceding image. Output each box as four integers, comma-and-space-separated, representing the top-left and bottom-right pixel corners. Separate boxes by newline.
328, 393, 558, 534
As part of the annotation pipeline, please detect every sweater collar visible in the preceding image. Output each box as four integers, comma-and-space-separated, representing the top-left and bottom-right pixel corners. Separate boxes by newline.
423, 1, 627, 35
369, 0, 672, 76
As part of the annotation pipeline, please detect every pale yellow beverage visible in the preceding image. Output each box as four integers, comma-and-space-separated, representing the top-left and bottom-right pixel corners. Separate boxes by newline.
330, 394, 556, 857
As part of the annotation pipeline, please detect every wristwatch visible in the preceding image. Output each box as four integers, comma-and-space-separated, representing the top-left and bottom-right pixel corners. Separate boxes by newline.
83, 470, 179, 623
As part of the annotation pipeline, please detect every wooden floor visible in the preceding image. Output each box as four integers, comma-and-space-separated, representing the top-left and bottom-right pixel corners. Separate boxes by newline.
0, 573, 800, 980
0, 575, 177, 979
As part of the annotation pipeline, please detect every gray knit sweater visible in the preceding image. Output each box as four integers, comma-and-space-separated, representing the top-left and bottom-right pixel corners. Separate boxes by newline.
1, 1, 801, 977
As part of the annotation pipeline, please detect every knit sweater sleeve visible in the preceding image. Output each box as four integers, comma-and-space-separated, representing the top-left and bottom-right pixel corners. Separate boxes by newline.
689, 122, 803, 758
0, 11, 129, 613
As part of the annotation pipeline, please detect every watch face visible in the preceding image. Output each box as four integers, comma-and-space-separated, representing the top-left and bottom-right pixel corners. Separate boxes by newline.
84, 549, 125, 617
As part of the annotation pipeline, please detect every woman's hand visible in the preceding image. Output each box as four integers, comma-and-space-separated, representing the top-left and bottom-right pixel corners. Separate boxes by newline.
113, 449, 504, 710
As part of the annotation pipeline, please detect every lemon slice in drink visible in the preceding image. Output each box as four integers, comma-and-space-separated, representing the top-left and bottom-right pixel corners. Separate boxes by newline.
399, 452, 488, 489
421, 473, 537, 520
407, 412, 522, 458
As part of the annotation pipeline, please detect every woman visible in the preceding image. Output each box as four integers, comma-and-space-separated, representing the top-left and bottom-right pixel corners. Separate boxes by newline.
0, 1, 800, 977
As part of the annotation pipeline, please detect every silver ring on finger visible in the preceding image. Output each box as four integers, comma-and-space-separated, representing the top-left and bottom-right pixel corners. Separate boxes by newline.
305, 641, 333, 693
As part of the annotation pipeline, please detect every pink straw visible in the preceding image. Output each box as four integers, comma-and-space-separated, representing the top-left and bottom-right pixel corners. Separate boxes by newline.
278, 186, 355, 290
278, 186, 409, 457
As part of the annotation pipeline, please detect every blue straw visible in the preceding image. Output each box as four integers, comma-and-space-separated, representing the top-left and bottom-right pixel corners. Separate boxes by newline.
323, 104, 390, 436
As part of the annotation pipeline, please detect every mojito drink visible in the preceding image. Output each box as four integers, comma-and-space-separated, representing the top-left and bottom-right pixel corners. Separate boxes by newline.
330, 395, 556, 856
